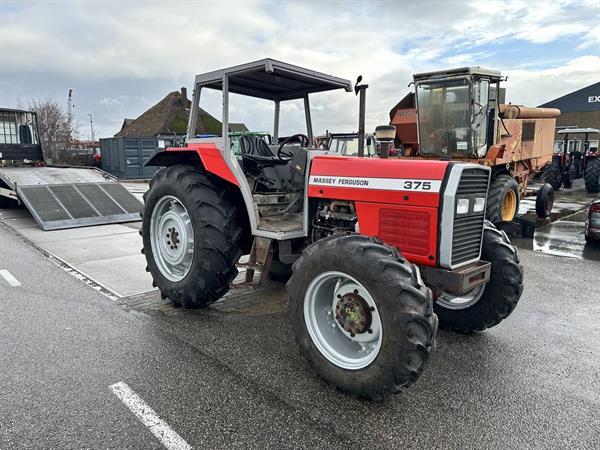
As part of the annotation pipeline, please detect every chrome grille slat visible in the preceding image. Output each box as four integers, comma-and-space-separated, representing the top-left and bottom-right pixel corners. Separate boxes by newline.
451, 168, 489, 266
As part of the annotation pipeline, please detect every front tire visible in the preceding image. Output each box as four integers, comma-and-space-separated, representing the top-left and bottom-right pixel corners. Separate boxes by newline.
287, 234, 438, 400
486, 174, 520, 223
535, 183, 554, 218
142, 165, 244, 308
434, 221, 524, 333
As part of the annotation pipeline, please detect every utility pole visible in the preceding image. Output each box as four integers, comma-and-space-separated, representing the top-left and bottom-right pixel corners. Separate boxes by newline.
88, 113, 95, 141
67, 89, 73, 122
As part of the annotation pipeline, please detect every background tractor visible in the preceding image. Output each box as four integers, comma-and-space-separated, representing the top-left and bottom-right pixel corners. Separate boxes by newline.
391, 67, 561, 223
142, 59, 524, 400
543, 127, 600, 193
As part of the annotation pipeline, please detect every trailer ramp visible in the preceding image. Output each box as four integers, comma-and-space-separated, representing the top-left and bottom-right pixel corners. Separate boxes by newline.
0, 167, 142, 230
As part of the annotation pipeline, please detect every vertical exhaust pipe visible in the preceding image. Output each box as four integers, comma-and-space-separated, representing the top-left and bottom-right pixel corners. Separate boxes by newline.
355, 76, 368, 157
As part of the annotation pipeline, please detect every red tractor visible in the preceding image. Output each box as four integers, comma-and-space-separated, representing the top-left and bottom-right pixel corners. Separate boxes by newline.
142, 59, 523, 400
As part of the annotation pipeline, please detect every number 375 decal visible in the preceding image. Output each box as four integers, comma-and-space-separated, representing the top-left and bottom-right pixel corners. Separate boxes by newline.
403, 180, 432, 190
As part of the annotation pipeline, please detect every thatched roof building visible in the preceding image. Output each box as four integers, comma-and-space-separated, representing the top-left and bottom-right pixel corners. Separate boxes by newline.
115, 88, 222, 137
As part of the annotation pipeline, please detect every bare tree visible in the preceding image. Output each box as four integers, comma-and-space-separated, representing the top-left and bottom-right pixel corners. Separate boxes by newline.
26, 98, 79, 163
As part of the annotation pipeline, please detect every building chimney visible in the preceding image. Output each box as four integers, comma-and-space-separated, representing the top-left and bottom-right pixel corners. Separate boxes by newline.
180, 87, 187, 101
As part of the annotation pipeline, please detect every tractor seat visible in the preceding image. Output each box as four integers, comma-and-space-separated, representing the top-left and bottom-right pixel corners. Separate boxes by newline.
239, 135, 288, 167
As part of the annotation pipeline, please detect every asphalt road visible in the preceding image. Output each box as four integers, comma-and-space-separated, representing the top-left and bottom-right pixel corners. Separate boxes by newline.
1, 225, 599, 449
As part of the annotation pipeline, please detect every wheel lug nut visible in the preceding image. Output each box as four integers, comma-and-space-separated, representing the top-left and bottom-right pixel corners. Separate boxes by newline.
337, 294, 341, 299
370, 306, 375, 312
350, 332, 355, 337
368, 329, 373, 334
353, 289, 358, 294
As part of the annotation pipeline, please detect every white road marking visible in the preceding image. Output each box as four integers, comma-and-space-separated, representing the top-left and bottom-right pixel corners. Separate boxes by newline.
109, 382, 191, 450
0, 269, 21, 287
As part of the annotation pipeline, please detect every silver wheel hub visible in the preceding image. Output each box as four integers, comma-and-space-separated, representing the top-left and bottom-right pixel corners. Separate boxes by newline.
304, 271, 383, 370
436, 284, 485, 310
150, 195, 194, 282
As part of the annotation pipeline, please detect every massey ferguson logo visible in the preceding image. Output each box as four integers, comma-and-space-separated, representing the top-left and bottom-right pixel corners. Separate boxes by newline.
311, 177, 369, 186
309, 176, 441, 192
589, 95, 600, 103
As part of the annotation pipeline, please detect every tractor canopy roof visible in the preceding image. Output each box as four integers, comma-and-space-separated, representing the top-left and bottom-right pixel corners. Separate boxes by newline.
557, 127, 599, 135
413, 67, 502, 82
193, 58, 353, 101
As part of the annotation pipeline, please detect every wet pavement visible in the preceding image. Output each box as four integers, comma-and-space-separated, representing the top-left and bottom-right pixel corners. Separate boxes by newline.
516, 178, 600, 261
2, 214, 600, 449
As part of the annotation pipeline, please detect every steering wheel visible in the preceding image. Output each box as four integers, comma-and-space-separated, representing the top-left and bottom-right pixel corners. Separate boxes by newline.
277, 134, 310, 161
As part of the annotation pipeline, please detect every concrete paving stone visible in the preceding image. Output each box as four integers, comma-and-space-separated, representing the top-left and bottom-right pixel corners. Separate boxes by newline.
17, 223, 140, 244
0, 216, 38, 229
75, 254, 154, 297
0, 207, 31, 219
38, 232, 143, 265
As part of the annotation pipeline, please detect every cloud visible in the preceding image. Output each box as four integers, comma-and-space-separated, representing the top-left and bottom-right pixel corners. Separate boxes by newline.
0, 0, 598, 137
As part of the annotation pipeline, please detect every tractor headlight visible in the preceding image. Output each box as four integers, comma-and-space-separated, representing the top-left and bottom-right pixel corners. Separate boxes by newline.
473, 197, 486, 213
456, 198, 470, 214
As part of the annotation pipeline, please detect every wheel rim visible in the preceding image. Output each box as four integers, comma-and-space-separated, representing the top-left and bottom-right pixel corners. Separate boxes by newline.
436, 285, 485, 310
502, 190, 517, 221
304, 271, 383, 370
150, 195, 194, 282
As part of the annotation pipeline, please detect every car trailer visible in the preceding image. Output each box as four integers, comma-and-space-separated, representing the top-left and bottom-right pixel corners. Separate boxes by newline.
0, 108, 142, 230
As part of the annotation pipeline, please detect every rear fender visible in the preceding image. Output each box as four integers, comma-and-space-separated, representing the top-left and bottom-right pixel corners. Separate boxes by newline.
145, 144, 239, 186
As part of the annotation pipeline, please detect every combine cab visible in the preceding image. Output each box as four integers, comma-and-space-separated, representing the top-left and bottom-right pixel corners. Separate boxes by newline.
0, 108, 142, 230
392, 67, 560, 222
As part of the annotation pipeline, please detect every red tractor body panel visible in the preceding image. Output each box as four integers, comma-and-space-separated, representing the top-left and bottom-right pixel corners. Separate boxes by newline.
308, 156, 450, 266
165, 144, 239, 186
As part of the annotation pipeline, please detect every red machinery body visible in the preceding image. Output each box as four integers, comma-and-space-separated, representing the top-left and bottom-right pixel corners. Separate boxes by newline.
157, 145, 452, 267
308, 156, 450, 267
164, 143, 240, 186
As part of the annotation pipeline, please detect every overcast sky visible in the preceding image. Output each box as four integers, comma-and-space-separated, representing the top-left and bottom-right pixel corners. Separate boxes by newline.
1, 0, 599, 140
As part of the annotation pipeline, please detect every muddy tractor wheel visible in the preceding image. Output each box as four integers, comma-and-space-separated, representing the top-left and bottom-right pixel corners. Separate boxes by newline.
535, 183, 554, 218
486, 174, 520, 223
287, 234, 438, 400
141, 165, 244, 308
434, 221, 523, 333
584, 157, 600, 193
543, 158, 563, 191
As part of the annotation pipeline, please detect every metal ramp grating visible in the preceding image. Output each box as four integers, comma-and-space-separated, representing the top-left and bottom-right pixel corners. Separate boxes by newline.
17, 182, 142, 231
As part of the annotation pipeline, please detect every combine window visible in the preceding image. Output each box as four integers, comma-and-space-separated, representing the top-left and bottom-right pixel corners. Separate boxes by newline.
522, 122, 536, 141
416, 78, 471, 156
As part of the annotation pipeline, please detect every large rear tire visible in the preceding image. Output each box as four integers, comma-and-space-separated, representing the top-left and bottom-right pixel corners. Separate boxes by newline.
287, 234, 438, 400
486, 174, 520, 223
434, 221, 523, 333
543, 158, 562, 191
141, 165, 244, 308
584, 157, 600, 193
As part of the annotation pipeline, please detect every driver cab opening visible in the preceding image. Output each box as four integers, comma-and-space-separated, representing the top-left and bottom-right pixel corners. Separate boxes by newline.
191, 85, 318, 234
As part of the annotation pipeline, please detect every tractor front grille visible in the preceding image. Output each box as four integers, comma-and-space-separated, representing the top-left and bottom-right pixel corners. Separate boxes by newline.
451, 168, 489, 266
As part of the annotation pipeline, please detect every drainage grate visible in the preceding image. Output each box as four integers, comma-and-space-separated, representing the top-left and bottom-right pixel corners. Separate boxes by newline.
17, 182, 142, 230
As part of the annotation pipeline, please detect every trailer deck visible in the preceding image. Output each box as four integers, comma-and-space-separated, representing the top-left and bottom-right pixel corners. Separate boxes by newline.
0, 166, 142, 230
